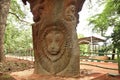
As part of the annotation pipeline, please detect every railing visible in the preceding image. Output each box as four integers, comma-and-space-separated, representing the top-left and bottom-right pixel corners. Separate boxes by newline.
5, 49, 34, 61
5, 50, 120, 74
80, 52, 120, 74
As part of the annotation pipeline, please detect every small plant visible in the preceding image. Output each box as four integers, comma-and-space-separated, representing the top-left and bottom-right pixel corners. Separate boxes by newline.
0, 74, 15, 80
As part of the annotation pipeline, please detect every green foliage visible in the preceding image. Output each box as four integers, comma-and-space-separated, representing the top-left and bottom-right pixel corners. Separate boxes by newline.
77, 34, 88, 52
88, 0, 120, 36
111, 24, 120, 51
79, 44, 88, 52
113, 0, 120, 14
5, 19, 32, 53
88, 0, 120, 54
0, 74, 15, 80
77, 33, 84, 39
89, 13, 109, 36
4, 0, 32, 53
10, 0, 25, 19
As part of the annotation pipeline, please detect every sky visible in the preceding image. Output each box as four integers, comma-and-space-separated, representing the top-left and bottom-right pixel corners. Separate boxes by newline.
77, 0, 106, 38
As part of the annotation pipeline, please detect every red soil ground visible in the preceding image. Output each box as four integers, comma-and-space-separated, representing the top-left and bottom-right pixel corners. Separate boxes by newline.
80, 61, 118, 74
1, 57, 120, 80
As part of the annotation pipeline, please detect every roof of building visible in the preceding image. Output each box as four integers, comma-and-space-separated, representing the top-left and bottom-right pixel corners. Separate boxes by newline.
78, 36, 106, 44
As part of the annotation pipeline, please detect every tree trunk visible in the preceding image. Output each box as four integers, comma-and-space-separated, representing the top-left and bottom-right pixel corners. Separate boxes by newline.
22, 0, 85, 77
112, 48, 115, 60
0, 0, 10, 62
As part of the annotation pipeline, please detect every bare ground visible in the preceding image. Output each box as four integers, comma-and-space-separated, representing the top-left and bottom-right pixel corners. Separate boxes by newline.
0, 57, 120, 80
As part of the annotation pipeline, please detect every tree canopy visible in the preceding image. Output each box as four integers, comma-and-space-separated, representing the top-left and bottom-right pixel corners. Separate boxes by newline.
88, 0, 120, 49
88, 0, 120, 36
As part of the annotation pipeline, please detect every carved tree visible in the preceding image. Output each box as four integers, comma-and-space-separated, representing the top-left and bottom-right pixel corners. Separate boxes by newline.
0, 0, 11, 62
22, 0, 85, 77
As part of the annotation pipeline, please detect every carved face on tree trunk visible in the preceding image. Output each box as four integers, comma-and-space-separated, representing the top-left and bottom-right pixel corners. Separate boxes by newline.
45, 30, 64, 55
41, 25, 67, 62
37, 23, 71, 74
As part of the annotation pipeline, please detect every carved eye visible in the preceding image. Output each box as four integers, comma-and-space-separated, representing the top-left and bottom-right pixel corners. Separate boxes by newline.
45, 34, 52, 43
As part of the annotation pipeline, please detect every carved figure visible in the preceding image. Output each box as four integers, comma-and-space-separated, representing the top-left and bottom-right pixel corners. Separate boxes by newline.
64, 5, 76, 22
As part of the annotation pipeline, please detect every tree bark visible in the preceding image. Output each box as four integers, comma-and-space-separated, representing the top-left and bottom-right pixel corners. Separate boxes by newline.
0, 0, 11, 62
22, 0, 85, 77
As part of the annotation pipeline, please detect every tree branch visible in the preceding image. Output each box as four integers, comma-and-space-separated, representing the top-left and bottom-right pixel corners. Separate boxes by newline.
9, 12, 32, 24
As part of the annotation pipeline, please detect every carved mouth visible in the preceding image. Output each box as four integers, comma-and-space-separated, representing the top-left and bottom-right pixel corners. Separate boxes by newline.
49, 51, 59, 55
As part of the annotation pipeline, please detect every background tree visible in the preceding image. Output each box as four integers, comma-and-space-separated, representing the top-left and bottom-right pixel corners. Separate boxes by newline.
88, 0, 120, 37
0, 0, 31, 62
0, 0, 11, 62
4, 0, 32, 54
88, 0, 120, 46
111, 22, 120, 73
88, 0, 120, 52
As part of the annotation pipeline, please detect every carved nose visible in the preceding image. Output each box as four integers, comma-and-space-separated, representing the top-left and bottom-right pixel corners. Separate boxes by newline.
51, 42, 56, 50
51, 45, 55, 50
